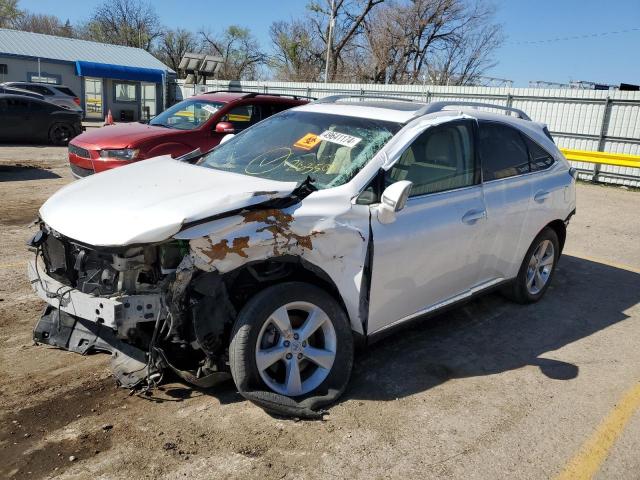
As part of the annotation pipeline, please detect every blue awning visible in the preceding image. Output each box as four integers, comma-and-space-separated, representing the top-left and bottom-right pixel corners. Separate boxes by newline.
75, 61, 164, 83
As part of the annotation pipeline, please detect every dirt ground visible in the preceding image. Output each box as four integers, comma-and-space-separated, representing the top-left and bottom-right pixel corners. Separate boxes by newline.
1, 146, 639, 479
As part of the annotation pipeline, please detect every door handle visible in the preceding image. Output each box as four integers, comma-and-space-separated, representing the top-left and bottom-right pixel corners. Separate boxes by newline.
462, 209, 487, 224
534, 191, 550, 203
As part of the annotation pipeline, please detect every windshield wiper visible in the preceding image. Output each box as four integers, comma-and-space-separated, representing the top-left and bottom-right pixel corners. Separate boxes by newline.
150, 122, 172, 129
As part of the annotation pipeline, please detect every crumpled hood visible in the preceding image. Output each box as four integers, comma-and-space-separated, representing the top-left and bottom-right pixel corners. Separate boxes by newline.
40, 157, 298, 246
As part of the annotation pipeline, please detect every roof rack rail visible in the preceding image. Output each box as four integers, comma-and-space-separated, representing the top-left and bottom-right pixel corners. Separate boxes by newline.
203, 90, 317, 101
314, 94, 421, 104
413, 101, 531, 121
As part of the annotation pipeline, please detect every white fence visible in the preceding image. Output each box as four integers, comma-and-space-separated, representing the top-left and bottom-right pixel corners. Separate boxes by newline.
174, 80, 640, 186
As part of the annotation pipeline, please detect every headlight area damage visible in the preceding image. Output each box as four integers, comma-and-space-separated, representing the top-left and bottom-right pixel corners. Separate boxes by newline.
28, 231, 232, 390
28, 189, 370, 419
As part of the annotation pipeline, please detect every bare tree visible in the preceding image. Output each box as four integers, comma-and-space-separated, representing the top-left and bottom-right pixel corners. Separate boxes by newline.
0, 0, 22, 28
80, 0, 161, 50
269, 20, 323, 81
307, 0, 385, 81
361, 0, 503, 84
12, 13, 73, 37
200, 26, 265, 80
156, 28, 202, 74
427, 20, 503, 85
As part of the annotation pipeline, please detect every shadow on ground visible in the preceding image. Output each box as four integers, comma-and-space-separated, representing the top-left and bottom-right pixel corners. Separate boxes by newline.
0, 165, 60, 182
344, 255, 639, 402
159, 254, 639, 409
141, 254, 639, 408
13, 255, 639, 415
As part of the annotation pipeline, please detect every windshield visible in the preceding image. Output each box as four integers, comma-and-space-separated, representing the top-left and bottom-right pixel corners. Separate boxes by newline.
198, 110, 401, 189
150, 99, 224, 130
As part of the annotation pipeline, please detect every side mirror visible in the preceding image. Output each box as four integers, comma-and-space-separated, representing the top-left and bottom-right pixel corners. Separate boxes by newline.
376, 180, 412, 224
219, 133, 235, 145
215, 121, 235, 134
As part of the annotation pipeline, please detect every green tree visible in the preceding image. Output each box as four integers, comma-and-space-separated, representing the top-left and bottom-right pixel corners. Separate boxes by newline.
0, 0, 23, 28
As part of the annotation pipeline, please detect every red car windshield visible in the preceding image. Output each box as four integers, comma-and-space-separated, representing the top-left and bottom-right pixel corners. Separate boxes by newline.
150, 99, 224, 130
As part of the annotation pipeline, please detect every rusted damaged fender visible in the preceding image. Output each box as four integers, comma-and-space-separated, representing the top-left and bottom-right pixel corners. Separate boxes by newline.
175, 195, 371, 335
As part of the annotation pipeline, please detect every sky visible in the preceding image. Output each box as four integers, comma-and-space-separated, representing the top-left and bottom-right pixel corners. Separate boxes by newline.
18, 0, 640, 86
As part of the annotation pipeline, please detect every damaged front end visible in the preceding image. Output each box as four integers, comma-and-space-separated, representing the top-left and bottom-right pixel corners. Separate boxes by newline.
28, 225, 233, 390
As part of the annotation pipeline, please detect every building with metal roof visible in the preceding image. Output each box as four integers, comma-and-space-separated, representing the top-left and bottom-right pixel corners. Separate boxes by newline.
0, 28, 175, 121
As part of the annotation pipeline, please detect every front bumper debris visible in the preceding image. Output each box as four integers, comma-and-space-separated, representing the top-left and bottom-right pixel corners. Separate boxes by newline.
28, 258, 161, 388
34, 306, 153, 387
27, 259, 163, 333
28, 258, 231, 389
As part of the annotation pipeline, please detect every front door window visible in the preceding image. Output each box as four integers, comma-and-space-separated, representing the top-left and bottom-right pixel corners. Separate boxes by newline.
367, 120, 486, 334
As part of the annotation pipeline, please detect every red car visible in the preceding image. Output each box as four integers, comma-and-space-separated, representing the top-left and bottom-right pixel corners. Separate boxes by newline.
68, 91, 309, 178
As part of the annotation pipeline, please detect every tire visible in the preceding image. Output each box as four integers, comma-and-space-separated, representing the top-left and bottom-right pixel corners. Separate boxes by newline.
48, 123, 75, 146
229, 282, 353, 416
504, 227, 560, 304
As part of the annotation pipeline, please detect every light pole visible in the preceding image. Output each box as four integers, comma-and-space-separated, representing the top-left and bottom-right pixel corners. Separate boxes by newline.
324, 0, 335, 83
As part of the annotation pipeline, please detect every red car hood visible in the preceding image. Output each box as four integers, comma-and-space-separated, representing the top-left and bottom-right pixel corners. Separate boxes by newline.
71, 123, 177, 149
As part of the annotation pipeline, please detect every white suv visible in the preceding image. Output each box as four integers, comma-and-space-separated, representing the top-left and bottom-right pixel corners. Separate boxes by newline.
28, 97, 576, 417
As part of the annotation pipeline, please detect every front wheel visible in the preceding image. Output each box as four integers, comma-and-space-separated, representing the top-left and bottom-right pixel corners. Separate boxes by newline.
504, 227, 560, 304
229, 282, 353, 411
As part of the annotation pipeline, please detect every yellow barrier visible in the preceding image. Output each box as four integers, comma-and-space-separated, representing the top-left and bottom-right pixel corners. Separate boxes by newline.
560, 148, 640, 169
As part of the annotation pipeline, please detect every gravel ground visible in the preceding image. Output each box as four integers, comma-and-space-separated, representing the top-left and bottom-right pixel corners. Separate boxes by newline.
0, 146, 639, 479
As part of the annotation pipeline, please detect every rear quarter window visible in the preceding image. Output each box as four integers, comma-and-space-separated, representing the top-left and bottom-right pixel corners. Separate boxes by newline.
523, 136, 555, 171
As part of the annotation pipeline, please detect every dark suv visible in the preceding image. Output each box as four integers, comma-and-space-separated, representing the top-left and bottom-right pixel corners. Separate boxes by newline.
0, 94, 83, 145
67, 91, 309, 178
2, 82, 82, 113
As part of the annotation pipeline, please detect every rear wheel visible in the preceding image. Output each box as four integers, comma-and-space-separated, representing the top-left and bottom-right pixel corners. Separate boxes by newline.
504, 227, 560, 304
49, 123, 74, 146
229, 282, 353, 405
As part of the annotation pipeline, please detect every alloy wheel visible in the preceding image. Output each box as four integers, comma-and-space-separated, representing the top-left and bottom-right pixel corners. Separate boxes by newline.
526, 239, 555, 295
255, 301, 337, 396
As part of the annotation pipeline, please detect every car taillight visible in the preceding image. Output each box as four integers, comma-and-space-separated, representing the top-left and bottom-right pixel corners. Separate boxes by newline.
73, 97, 81, 106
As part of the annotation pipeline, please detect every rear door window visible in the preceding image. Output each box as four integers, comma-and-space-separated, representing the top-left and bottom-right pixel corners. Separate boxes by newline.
262, 103, 295, 118
222, 104, 257, 131
28, 99, 47, 112
479, 122, 530, 181
6, 97, 30, 112
24, 85, 53, 96
54, 86, 77, 97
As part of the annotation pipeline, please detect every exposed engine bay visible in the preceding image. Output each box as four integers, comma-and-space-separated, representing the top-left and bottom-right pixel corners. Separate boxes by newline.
30, 225, 239, 391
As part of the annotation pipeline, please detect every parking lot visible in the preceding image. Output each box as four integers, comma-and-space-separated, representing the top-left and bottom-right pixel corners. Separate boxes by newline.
0, 146, 639, 479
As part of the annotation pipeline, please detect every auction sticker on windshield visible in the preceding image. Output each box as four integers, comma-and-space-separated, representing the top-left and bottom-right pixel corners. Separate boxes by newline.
201, 104, 219, 114
318, 130, 362, 148
294, 133, 321, 150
